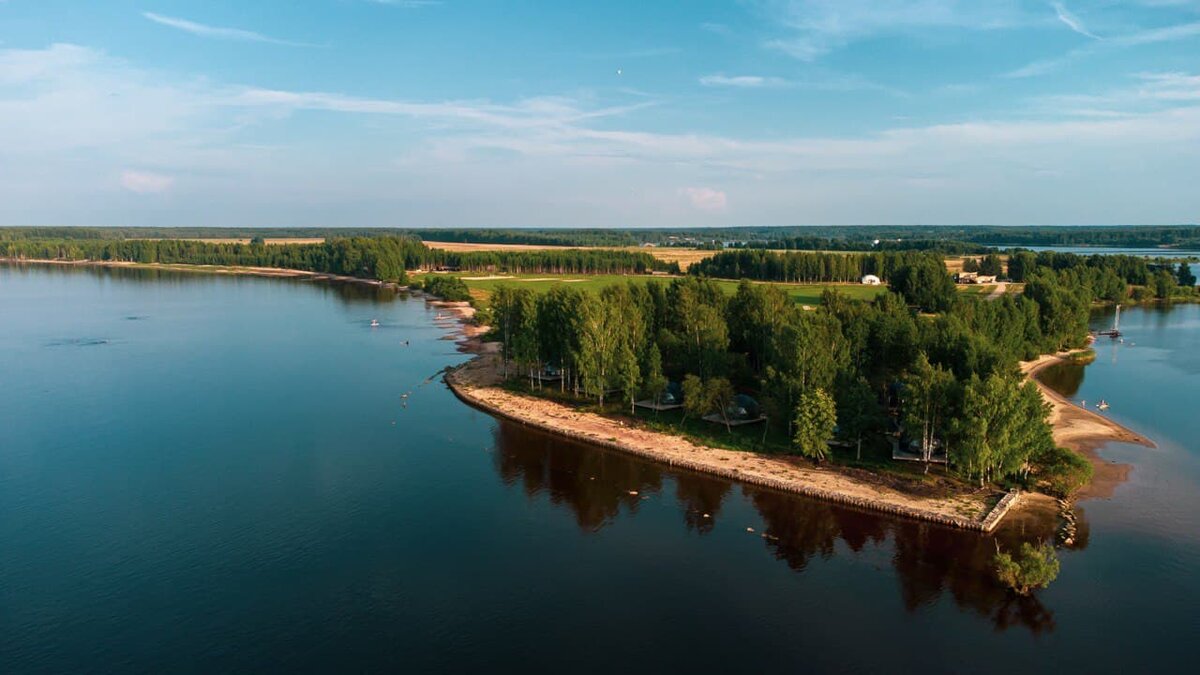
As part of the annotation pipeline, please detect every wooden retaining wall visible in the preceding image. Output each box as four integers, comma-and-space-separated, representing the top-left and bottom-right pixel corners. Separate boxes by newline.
445, 365, 1019, 533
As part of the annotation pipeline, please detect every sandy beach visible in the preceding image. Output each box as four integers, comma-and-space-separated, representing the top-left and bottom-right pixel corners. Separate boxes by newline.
1022, 351, 1153, 500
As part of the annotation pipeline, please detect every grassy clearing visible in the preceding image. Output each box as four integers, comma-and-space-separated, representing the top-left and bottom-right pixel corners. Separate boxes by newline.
437, 272, 887, 305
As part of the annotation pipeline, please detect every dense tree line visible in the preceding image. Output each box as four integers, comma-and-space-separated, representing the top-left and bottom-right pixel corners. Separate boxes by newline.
736, 237, 992, 254
689, 249, 945, 284
5, 224, 1200, 250
486, 259, 1095, 494
0, 236, 677, 280
1008, 250, 1198, 301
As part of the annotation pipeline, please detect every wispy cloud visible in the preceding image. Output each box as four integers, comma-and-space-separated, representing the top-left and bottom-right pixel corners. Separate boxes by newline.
759, 0, 1029, 61
142, 12, 313, 46
680, 187, 727, 211
699, 74, 789, 88
1052, 2, 1100, 39
120, 170, 173, 194
1114, 20, 1200, 46
4, 41, 1200, 226
1006, 19, 1200, 78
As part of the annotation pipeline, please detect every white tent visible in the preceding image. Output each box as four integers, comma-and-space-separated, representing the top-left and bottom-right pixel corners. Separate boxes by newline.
861, 274, 881, 285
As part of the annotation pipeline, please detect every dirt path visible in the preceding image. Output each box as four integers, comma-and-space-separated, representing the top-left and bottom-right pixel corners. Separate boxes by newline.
985, 282, 1008, 300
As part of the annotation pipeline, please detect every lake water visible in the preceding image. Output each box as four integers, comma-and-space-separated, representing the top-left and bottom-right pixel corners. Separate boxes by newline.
983, 244, 1200, 260
2, 265, 1197, 673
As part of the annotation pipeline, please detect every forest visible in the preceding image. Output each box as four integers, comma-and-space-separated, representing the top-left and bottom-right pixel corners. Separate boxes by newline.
484, 253, 1113, 497
0, 236, 677, 281
4, 224, 1199, 250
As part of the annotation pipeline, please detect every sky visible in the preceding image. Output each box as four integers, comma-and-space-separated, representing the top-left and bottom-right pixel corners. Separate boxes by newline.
1, 0, 1199, 228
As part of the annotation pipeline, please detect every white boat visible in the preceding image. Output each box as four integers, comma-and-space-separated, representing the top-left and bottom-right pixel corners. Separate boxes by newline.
370, 319, 380, 327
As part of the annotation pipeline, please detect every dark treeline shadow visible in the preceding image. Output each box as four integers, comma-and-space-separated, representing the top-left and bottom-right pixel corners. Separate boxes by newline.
491, 421, 665, 532
491, 418, 1074, 635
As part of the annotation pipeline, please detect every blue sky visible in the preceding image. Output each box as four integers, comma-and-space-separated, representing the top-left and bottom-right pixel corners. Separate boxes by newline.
2, 0, 1199, 227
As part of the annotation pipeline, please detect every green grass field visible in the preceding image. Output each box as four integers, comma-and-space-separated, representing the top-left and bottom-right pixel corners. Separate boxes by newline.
441, 273, 887, 306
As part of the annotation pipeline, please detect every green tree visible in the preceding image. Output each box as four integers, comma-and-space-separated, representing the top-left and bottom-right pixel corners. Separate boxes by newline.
836, 376, 883, 461
705, 377, 736, 432
978, 253, 1004, 277
681, 374, 705, 426
901, 354, 958, 470
994, 542, 1060, 596
1152, 268, 1177, 299
792, 388, 837, 461
641, 345, 668, 413
889, 254, 957, 312
1177, 262, 1196, 287
952, 374, 1055, 486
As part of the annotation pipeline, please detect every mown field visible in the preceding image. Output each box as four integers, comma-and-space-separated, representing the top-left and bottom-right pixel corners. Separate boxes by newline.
417, 272, 887, 306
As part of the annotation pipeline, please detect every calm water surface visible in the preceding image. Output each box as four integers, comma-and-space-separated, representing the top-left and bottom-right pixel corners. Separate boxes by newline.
1, 266, 1197, 673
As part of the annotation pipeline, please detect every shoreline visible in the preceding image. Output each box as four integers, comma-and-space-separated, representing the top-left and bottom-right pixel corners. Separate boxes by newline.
0, 258, 410, 291
445, 352, 1018, 532
1021, 350, 1154, 501
1021, 351, 1155, 452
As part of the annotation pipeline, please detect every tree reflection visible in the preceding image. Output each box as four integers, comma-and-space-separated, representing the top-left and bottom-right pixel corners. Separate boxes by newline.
492, 420, 1077, 635
492, 422, 663, 531
673, 473, 731, 535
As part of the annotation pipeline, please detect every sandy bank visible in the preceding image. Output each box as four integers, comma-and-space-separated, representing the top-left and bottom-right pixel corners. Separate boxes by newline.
1021, 351, 1153, 500
445, 352, 1016, 532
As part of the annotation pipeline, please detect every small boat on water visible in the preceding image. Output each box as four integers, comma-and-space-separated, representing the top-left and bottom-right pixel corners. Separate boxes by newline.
370, 319, 380, 327
1096, 400, 1110, 411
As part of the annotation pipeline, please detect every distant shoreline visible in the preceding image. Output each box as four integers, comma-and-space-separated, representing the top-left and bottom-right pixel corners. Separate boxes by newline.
0, 257, 409, 290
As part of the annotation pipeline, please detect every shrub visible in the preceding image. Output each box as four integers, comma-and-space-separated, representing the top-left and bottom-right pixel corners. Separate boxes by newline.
995, 542, 1060, 595
1033, 445, 1094, 498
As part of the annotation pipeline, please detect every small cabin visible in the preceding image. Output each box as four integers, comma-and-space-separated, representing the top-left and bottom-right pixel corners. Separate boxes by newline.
861, 274, 881, 285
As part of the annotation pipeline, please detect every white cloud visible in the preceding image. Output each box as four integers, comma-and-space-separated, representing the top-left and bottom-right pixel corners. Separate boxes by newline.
699, 74, 789, 88
1006, 20, 1200, 78
2, 42, 1199, 226
142, 12, 312, 46
758, 0, 1029, 61
120, 170, 174, 194
1052, 2, 1100, 39
680, 187, 728, 211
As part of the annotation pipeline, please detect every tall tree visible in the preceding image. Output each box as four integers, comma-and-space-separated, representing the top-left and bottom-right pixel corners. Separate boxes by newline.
793, 388, 837, 461
836, 376, 883, 461
901, 354, 958, 470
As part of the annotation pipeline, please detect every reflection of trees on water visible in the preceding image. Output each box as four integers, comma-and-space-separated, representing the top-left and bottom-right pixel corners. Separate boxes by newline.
674, 474, 731, 535
492, 420, 1077, 635
1037, 362, 1085, 398
492, 422, 663, 531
